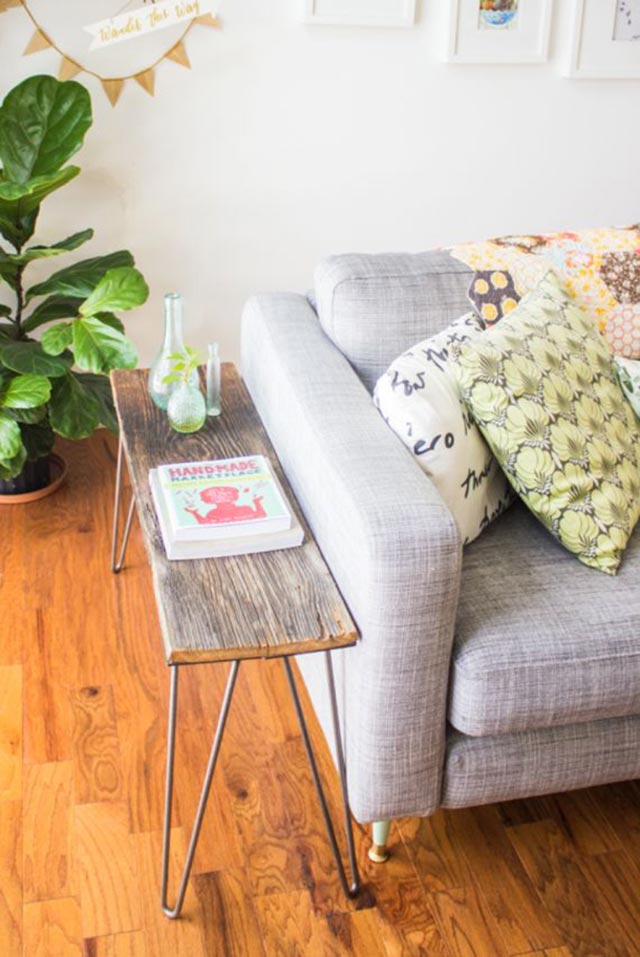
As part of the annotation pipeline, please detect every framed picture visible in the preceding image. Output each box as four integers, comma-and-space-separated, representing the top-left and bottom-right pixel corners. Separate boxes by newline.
568, 0, 640, 78
446, 1, 553, 63
302, 0, 416, 27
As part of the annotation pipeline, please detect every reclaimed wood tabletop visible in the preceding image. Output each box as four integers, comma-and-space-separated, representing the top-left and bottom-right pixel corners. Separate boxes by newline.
110, 364, 358, 665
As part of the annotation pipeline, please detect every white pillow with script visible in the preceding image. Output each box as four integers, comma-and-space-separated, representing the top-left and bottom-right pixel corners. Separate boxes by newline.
373, 313, 512, 544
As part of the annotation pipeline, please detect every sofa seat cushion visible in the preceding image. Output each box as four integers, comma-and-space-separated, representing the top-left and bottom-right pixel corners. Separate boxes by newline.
450, 501, 640, 737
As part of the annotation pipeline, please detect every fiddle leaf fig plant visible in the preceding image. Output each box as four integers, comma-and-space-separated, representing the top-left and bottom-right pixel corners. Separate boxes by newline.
0, 74, 148, 482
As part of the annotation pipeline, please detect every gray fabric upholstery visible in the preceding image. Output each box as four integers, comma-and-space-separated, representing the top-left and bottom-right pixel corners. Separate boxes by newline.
450, 503, 640, 738
241, 250, 640, 822
442, 715, 640, 809
241, 292, 462, 822
314, 251, 472, 391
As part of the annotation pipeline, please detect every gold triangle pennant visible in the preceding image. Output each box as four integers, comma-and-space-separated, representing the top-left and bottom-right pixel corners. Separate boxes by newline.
58, 56, 81, 81
24, 29, 51, 56
134, 68, 155, 97
102, 78, 124, 107
194, 13, 220, 28
0, 0, 21, 10
166, 41, 191, 69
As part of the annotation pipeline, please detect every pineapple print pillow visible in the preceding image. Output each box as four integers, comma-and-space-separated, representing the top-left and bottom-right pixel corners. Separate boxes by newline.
449, 271, 640, 575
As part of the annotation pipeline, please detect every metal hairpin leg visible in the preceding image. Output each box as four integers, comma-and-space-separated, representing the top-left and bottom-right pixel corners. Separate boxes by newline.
283, 653, 360, 899
161, 652, 359, 919
161, 661, 240, 919
111, 434, 136, 574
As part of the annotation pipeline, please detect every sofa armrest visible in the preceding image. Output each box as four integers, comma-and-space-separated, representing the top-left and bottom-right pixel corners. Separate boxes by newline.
241, 293, 462, 821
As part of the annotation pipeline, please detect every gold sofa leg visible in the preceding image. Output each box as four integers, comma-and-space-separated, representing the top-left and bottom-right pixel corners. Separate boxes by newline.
368, 820, 391, 863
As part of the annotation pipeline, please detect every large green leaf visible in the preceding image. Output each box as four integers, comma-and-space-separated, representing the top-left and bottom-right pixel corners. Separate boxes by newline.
80, 266, 149, 317
26, 250, 134, 302
72, 316, 137, 374
21, 420, 55, 461
0, 205, 36, 250
11, 228, 93, 266
0, 442, 27, 480
0, 340, 72, 377
22, 295, 83, 332
75, 372, 118, 433
41, 321, 73, 356
0, 411, 22, 459
49, 372, 100, 439
0, 76, 92, 184
0, 305, 11, 318
0, 166, 80, 222
95, 312, 124, 333
3, 404, 47, 424
0, 373, 50, 409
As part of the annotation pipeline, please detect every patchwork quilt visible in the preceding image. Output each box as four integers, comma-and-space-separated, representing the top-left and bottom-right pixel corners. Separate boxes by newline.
448, 226, 640, 359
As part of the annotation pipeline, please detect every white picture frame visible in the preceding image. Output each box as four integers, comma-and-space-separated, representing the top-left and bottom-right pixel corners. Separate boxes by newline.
446, 0, 553, 64
567, 0, 640, 78
302, 0, 416, 28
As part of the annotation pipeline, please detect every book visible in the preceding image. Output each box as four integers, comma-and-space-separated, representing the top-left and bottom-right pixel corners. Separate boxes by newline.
154, 455, 292, 542
149, 455, 304, 561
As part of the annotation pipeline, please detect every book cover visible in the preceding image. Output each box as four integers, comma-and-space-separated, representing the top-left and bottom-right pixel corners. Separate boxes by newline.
154, 455, 292, 542
150, 470, 304, 560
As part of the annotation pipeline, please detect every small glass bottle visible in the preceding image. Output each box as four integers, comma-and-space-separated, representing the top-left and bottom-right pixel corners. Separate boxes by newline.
148, 293, 198, 409
206, 342, 222, 417
167, 381, 207, 434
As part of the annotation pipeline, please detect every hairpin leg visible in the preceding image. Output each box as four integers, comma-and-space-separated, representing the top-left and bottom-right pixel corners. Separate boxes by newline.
283, 654, 360, 898
111, 434, 136, 574
161, 661, 240, 919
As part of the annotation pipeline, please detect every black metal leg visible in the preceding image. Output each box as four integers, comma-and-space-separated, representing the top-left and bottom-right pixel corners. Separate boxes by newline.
161, 661, 241, 919
283, 654, 360, 898
111, 434, 136, 574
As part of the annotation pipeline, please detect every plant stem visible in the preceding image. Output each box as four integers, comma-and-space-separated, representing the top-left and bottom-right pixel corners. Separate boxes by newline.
14, 266, 24, 337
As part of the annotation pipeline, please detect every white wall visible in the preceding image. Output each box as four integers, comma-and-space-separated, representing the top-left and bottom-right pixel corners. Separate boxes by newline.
0, 0, 637, 365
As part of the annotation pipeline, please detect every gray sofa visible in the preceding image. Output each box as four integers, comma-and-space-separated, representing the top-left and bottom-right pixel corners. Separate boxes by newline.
241, 249, 640, 859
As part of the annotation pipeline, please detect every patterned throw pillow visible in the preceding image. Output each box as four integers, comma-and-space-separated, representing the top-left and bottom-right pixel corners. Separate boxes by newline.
374, 313, 512, 545
449, 272, 640, 575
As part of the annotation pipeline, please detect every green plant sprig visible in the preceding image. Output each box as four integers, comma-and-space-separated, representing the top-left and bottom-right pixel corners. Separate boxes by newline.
0, 74, 150, 481
162, 346, 203, 388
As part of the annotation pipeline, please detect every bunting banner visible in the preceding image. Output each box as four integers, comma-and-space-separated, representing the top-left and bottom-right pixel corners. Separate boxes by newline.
9, 1, 221, 107
84, 0, 217, 51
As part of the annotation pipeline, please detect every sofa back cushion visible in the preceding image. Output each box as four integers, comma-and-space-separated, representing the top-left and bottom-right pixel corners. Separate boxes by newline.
314, 251, 473, 392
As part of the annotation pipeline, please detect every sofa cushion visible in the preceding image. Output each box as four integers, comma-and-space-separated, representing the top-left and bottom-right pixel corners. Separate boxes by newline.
450, 271, 640, 575
373, 312, 512, 544
314, 251, 472, 391
450, 501, 640, 738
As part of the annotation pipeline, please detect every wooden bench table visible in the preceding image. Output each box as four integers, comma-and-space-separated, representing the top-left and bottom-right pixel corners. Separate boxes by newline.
110, 365, 360, 919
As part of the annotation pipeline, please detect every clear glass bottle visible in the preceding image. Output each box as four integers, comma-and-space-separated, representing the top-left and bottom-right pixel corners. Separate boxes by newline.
206, 342, 221, 417
148, 293, 198, 409
167, 381, 207, 434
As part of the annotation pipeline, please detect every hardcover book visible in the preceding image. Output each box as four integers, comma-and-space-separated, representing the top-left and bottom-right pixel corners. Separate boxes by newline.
155, 455, 292, 541
149, 455, 304, 560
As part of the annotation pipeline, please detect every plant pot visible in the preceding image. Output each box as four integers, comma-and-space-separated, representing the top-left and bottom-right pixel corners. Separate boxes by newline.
0, 453, 68, 504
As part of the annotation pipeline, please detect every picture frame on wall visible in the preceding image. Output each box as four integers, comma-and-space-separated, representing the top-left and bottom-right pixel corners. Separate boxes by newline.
302, 0, 416, 28
567, 0, 640, 78
446, 1, 553, 63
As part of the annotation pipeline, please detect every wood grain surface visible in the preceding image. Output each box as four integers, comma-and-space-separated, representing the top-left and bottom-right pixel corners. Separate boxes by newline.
2, 431, 640, 956
111, 365, 358, 664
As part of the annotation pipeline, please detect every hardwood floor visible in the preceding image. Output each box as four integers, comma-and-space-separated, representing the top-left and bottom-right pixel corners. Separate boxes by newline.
1, 432, 639, 957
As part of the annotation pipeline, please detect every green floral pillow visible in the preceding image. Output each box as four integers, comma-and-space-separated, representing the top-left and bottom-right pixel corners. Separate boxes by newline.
449, 271, 640, 575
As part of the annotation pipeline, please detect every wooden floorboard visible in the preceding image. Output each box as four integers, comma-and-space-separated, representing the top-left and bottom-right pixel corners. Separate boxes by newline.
1, 432, 639, 955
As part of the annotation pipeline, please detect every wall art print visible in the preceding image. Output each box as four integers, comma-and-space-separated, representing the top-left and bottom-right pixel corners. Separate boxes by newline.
568, 0, 640, 76
447, 0, 552, 62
